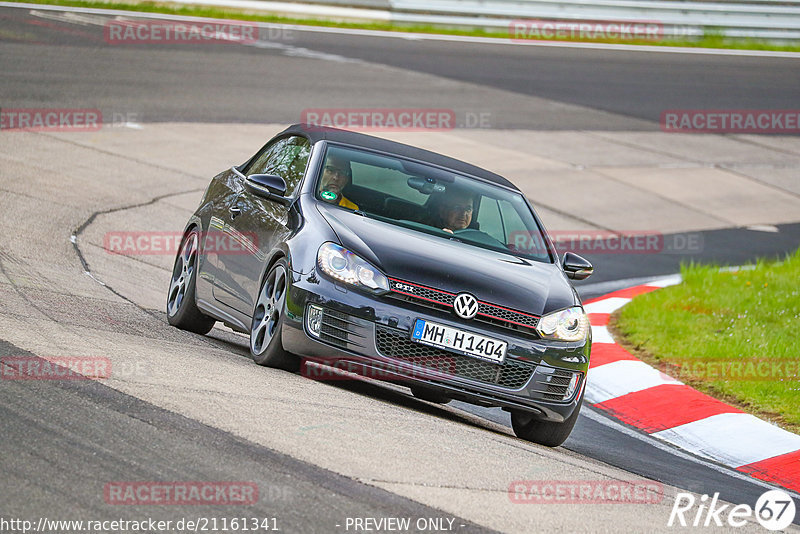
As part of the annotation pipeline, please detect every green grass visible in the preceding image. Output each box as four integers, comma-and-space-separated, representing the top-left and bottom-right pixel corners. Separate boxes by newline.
613, 249, 800, 433
13, 0, 800, 52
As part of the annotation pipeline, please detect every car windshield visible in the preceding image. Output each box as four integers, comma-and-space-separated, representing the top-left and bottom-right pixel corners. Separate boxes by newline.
315, 144, 553, 263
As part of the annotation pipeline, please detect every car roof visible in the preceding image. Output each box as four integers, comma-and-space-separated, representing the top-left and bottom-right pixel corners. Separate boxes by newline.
278, 123, 519, 191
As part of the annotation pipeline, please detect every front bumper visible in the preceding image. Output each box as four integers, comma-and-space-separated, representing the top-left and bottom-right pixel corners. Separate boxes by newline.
282, 269, 590, 423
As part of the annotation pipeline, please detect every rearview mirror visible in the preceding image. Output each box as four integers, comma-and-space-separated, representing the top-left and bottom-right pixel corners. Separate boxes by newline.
407, 176, 446, 195
245, 174, 290, 205
562, 252, 593, 280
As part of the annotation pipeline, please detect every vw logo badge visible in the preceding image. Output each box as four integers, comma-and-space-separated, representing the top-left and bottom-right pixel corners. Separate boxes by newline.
453, 293, 478, 319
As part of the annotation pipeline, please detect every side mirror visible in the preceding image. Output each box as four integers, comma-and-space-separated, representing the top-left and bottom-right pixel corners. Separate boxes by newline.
562, 252, 593, 280
245, 174, 290, 205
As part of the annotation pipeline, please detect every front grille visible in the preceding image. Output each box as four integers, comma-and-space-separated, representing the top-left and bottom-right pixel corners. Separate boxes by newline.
393, 283, 454, 306
532, 368, 580, 401
388, 278, 540, 334
477, 302, 538, 328
375, 325, 535, 390
318, 308, 367, 349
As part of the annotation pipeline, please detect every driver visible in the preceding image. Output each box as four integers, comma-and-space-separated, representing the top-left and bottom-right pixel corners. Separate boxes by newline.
319, 153, 359, 210
437, 190, 474, 233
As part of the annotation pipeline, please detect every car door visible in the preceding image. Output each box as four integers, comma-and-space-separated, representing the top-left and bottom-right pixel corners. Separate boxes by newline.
212, 135, 311, 314
202, 168, 242, 289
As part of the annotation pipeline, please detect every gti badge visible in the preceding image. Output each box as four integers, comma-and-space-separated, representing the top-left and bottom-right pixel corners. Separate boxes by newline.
453, 293, 478, 319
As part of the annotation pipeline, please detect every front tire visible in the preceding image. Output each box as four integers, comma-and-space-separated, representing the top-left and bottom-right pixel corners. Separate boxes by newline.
167, 229, 215, 334
250, 259, 300, 371
511, 393, 584, 447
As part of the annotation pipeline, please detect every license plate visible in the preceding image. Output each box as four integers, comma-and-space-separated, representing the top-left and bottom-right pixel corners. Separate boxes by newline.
411, 319, 506, 364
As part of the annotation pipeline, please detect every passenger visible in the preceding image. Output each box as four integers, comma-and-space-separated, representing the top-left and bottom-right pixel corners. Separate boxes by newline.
435, 190, 474, 233
319, 154, 359, 210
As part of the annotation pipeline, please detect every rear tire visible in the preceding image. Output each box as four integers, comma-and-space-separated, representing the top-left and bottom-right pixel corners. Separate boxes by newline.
250, 259, 300, 372
410, 386, 451, 404
167, 229, 216, 335
511, 393, 583, 447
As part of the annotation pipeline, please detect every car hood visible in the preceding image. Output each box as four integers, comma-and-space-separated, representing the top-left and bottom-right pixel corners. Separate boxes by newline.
316, 203, 577, 316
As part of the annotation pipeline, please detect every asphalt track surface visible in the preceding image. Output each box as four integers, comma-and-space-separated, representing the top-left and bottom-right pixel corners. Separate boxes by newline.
1, 5, 800, 532
0, 338, 490, 533
0, 4, 799, 129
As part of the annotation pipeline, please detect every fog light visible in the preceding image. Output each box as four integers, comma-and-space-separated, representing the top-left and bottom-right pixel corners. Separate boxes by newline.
564, 373, 580, 400
306, 305, 323, 337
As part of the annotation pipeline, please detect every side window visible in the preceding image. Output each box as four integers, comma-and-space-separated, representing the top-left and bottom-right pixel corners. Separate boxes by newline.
499, 199, 528, 240
245, 136, 311, 196
499, 199, 547, 255
245, 139, 286, 176
477, 197, 504, 242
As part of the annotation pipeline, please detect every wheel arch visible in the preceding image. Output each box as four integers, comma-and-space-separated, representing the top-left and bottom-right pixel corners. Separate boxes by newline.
257, 244, 291, 296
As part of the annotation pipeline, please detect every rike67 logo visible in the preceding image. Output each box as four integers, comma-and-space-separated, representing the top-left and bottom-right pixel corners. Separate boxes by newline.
668, 489, 796, 531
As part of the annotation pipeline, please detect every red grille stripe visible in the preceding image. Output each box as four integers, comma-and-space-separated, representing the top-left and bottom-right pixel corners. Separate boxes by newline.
477, 312, 537, 330
479, 301, 539, 319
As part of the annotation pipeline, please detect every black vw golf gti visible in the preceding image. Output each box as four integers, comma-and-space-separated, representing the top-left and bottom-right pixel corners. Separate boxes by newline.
167, 124, 593, 446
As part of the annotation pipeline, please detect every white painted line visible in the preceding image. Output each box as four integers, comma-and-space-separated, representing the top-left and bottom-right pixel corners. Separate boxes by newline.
584, 297, 631, 314
156, 0, 393, 20
30, 8, 108, 26
591, 325, 614, 344
652, 412, 800, 468
645, 274, 683, 288
11, 0, 393, 20
746, 224, 780, 233
278, 45, 362, 63
585, 359, 682, 404
3, 2, 800, 58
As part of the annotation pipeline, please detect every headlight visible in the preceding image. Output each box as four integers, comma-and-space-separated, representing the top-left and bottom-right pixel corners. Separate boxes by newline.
317, 242, 389, 292
536, 306, 589, 342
